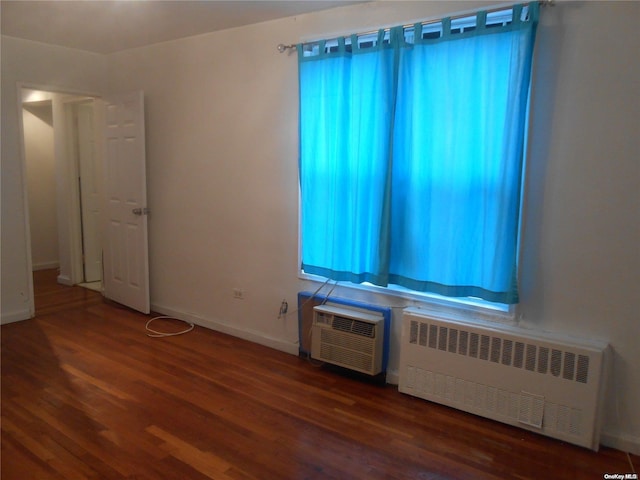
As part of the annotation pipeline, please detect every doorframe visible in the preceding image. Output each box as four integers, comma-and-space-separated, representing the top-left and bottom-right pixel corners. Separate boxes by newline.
17, 82, 102, 316
73, 99, 103, 283
62, 96, 102, 285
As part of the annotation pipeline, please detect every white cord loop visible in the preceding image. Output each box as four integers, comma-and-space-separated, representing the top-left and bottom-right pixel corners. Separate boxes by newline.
145, 316, 195, 338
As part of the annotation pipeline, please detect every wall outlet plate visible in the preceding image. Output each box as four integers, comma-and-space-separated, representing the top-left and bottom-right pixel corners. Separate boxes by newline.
233, 288, 244, 299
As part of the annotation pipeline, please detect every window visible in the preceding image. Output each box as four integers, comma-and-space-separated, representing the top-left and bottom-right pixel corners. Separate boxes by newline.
298, 4, 539, 306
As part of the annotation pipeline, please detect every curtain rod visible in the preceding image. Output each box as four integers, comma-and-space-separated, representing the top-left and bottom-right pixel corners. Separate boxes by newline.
277, 0, 553, 53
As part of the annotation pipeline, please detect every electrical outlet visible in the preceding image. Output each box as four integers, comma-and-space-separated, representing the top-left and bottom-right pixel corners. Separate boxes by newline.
279, 300, 288, 317
233, 288, 244, 299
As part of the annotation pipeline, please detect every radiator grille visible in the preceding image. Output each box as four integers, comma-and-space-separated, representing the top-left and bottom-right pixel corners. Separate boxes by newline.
399, 309, 609, 451
408, 319, 590, 384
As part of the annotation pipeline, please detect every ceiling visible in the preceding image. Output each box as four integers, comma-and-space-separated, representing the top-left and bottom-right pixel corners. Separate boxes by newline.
1, 0, 366, 54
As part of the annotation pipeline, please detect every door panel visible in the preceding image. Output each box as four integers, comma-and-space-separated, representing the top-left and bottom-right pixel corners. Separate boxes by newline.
77, 101, 102, 282
102, 91, 150, 314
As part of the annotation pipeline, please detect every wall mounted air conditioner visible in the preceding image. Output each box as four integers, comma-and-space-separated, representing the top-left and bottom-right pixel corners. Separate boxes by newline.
311, 304, 384, 376
398, 308, 610, 451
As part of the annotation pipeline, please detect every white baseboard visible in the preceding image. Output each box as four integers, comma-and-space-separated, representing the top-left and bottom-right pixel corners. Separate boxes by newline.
386, 370, 399, 385
1, 308, 31, 325
601, 431, 640, 456
33, 261, 59, 271
150, 303, 299, 356
57, 274, 73, 286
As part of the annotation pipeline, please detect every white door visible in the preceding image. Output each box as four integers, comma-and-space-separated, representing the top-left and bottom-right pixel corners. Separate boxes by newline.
77, 101, 102, 283
102, 91, 150, 314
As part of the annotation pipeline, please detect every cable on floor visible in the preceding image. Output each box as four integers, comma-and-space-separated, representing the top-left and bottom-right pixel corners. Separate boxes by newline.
145, 316, 195, 338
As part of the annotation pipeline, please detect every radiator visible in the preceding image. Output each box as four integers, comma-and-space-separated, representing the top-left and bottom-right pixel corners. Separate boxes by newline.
398, 308, 610, 450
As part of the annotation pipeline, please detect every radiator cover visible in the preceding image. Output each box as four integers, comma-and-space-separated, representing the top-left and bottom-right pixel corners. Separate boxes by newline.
398, 308, 610, 450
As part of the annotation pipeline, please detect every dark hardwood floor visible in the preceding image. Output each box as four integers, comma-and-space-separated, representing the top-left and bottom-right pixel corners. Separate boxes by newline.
2, 269, 637, 479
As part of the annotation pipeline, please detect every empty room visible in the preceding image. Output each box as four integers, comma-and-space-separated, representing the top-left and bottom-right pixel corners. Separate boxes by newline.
1, 1, 638, 478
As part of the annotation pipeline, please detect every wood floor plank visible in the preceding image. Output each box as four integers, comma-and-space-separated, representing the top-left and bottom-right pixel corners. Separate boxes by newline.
0, 435, 65, 480
147, 425, 236, 479
2, 269, 638, 479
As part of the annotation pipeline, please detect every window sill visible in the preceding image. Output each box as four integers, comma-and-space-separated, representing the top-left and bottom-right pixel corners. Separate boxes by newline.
299, 271, 518, 325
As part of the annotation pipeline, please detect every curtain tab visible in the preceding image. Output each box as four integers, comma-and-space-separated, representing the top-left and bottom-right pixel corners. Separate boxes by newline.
527, 2, 540, 23
441, 17, 452, 39
319, 40, 327, 56
476, 10, 488, 31
350, 34, 358, 51
388, 26, 404, 47
412, 23, 422, 45
513, 4, 523, 24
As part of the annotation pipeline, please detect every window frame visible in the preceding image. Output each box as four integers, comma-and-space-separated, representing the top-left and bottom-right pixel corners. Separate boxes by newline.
298, 269, 518, 323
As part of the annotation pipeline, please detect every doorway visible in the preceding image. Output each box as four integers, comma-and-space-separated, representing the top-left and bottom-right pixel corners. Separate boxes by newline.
21, 87, 102, 304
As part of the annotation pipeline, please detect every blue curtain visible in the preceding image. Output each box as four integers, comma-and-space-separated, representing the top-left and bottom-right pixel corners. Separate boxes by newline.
298, 4, 538, 304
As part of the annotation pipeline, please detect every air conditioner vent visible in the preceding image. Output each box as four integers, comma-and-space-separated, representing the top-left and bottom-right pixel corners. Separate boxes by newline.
332, 316, 353, 332
330, 316, 377, 338
352, 320, 375, 338
311, 305, 384, 376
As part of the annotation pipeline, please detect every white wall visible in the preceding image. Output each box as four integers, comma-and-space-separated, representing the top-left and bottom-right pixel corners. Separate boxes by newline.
23, 101, 59, 270
1, 1, 637, 453
1, 36, 107, 322
106, 1, 640, 453
519, 1, 640, 453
